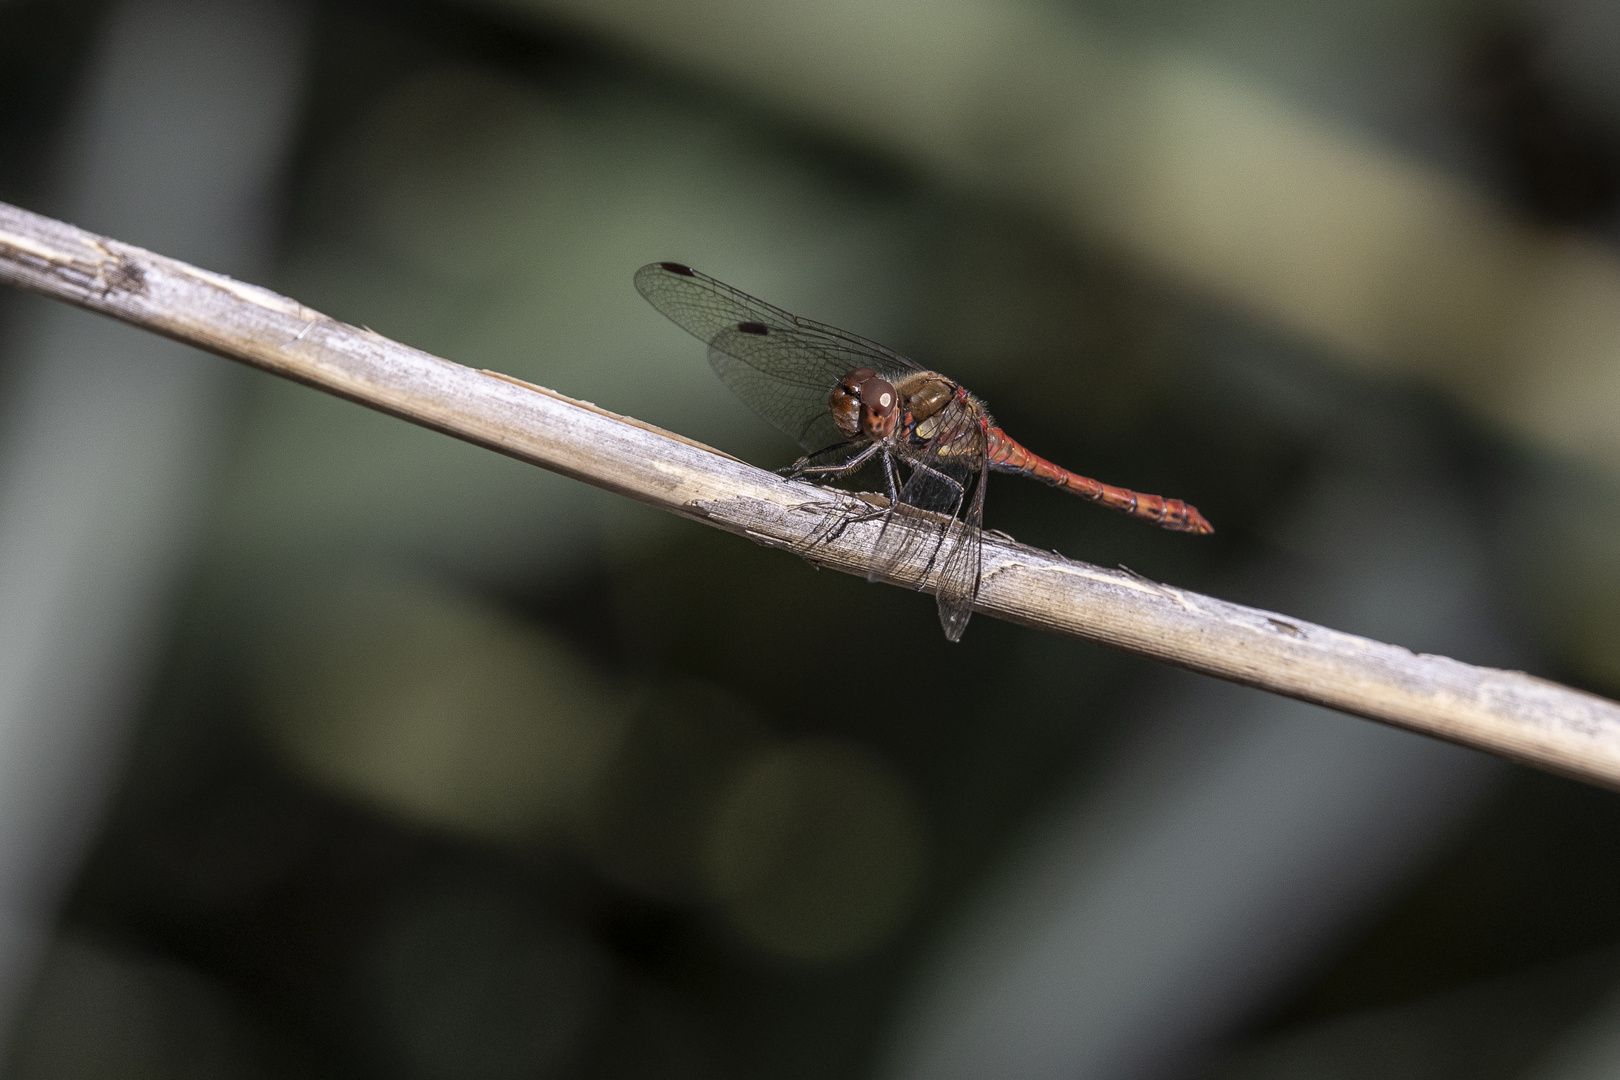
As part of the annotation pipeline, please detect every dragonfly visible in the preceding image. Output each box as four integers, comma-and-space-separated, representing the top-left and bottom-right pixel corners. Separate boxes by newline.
634, 261, 1212, 641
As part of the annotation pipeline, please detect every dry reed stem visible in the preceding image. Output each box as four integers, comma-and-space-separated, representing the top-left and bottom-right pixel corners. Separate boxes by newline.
3, 199, 1619, 789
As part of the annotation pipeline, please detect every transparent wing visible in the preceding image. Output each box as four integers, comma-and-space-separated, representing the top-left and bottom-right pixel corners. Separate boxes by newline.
635, 262, 922, 450
932, 459, 987, 641
868, 401, 989, 639
707, 327, 845, 451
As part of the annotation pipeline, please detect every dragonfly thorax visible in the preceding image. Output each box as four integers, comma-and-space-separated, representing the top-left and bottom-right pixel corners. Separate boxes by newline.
830, 367, 899, 440
894, 373, 956, 422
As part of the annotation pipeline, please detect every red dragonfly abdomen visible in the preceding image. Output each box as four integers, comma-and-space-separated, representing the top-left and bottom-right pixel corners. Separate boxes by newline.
986, 427, 1214, 534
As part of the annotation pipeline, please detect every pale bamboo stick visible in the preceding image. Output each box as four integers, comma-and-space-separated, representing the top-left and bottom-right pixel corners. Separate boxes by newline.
2, 199, 1618, 789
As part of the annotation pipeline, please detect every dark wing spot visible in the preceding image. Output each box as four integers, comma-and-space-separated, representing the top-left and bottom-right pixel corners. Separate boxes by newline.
658, 262, 695, 275
737, 321, 770, 335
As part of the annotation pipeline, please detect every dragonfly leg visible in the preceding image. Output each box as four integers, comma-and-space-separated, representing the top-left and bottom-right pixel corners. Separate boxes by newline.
883, 450, 903, 508
834, 451, 904, 529
790, 443, 882, 480
784, 442, 889, 545
781, 440, 863, 478
815, 448, 903, 546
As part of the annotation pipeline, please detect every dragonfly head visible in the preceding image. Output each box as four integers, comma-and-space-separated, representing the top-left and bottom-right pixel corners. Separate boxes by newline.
831, 368, 899, 440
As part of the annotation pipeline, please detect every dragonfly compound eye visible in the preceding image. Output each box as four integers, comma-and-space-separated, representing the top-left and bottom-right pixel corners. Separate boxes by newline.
857, 374, 899, 439
830, 367, 878, 439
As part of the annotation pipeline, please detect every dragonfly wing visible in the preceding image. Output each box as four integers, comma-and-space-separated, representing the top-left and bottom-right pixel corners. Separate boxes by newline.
636, 262, 922, 450
872, 402, 988, 640
708, 329, 849, 451
862, 420, 986, 640
933, 457, 987, 641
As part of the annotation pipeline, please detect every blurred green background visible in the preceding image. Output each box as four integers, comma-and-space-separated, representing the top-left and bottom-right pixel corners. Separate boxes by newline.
5, 1, 1620, 1078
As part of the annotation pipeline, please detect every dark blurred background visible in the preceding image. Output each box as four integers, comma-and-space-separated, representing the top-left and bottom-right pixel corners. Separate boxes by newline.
5, 0, 1620, 1077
